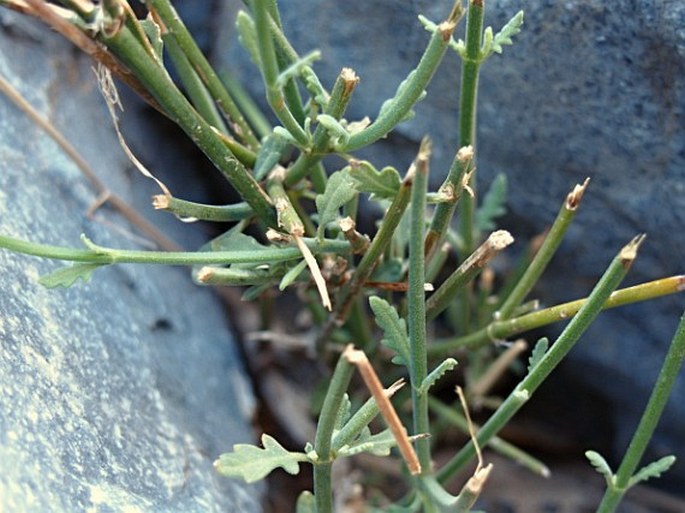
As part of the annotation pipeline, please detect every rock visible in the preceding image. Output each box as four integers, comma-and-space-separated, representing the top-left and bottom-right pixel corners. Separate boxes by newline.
217, 0, 685, 490
0, 11, 260, 512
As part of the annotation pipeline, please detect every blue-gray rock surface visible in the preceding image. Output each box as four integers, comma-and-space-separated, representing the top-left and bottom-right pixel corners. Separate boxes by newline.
0, 11, 260, 512
218, 0, 685, 489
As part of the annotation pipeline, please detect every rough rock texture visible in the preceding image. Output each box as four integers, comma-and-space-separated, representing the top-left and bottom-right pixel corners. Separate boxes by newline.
218, 0, 685, 489
0, 11, 260, 513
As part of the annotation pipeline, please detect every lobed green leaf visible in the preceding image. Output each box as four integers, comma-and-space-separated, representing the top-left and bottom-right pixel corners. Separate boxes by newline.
348, 160, 401, 201
39, 263, 105, 288
629, 455, 676, 488
214, 434, 309, 483
527, 337, 549, 373
475, 173, 507, 232
369, 296, 411, 367
585, 450, 615, 488
315, 169, 357, 238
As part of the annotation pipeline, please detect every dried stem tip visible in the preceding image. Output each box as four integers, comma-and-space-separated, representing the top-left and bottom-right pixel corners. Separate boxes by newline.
152, 194, 170, 210
463, 230, 514, 270
340, 67, 360, 95
457, 145, 475, 163
565, 177, 591, 210
620, 233, 646, 267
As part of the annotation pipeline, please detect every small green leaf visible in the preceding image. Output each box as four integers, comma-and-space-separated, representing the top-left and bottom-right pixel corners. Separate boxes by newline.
492, 11, 525, 54
253, 132, 290, 180
475, 173, 507, 232
629, 455, 676, 488
214, 434, 309, 483
334, 394, 352, 431
301, 66, 330, 108
241, 281, 274, 302
39, 263, 105, 288
275, 50, 321, 89
369, 296, 410, 367
338, 428, 397, 457
349, 161, 401, 200
316, 114, 350, 148
370, 257, 404, 283
279, 259, 307, 290
585, 450, 614, 487
236, 10, 261, 67
209, 226, 267, 253
481, 10, 525, 60
420, 358, 458, 394
139, 16, 164, 60
315, 169, 357, 238
295, 491, 316, 513
527, 337, 549, 373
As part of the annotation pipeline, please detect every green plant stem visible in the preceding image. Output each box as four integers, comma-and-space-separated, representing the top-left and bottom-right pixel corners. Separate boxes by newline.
252, 0, 309, 146
0, 233, 349, 266
342, 2, 463, 151
194, 266, 275, 286
285, 68, 359, 188
147, 0, 259, 148
425, 145, 473, 259
408, 139, 431, 470
596, 309, 685, 513
155, 196, 254, 222
313, 350, 355, 513
426, 230, 513, 321
436, 235, 643, 484
100, 24, 277, 227
457, 0, 485, 259
221, 72, 273, 140
428, 397, 550, 477
428, 274, 685, 356
316, 168, 414, 351
163, 34, 227, 133
497, 179, 588, 320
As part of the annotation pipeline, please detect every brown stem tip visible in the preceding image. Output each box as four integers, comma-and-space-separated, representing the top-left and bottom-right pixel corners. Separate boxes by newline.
565, 177, 591, 210
619, 233, 646, 267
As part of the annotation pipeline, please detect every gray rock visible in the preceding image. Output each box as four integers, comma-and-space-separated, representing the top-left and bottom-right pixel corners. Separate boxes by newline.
0, 11, 260, 512
217, 0, 685, 489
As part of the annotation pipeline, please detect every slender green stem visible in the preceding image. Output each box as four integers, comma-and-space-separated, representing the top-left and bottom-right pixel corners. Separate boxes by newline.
408, 139, 431, 470
428, 274, 685, 356
147, 0, 259, 148
100, 24, 277, 227
596, 309, 685, 513
497, 179, 588, 320
220, 72, 273, 140
0, 233, 349, 266
343, 2, 463, 151
437, 235, 644, 484
252, 0, 309, 146
163, 34, 227, 133
457, 0, 485, 259
428, 397, 550, 477
425, 146, 473, 259
154, 196, 254, 222
285, 68, 359, 187
426, 230, 513, 321
313, 351, 355, 513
